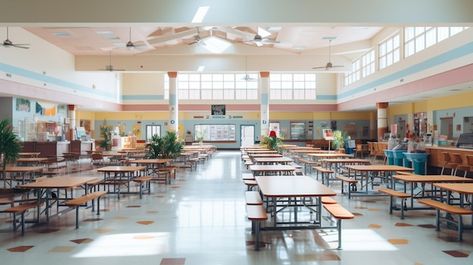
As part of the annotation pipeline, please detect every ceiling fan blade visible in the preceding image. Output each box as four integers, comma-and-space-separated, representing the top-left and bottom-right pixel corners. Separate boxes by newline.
331, 65, 345, 68
311, 66, 327, 70
12, 44, 30, 49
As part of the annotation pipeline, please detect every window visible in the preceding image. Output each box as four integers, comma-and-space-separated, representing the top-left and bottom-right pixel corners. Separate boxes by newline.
145, 125, 161, 141
163, 75, 170, 100
361, 50, 375, 77
194, 124, 236, 141
404, 27, 469, 57
176, 73, 258, 100
344, 59, 361, 86
379, 34, 400, 69
290, 122, 306, 140
270, 73, 316, 100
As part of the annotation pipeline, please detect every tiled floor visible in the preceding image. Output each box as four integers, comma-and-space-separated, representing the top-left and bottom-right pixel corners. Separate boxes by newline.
1, 151, 473, 264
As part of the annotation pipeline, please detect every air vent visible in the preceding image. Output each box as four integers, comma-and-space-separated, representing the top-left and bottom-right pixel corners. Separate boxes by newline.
53, 32, 71, 37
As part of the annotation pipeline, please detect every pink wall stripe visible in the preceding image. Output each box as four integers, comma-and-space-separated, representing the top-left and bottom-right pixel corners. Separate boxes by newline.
338, 63, 473, 111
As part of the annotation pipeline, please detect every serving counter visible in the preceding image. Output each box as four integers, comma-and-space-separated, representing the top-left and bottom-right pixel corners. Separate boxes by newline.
425, 146, 473, 168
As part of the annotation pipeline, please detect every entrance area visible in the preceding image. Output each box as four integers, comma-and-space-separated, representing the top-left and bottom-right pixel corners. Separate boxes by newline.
240, 125, 255, 147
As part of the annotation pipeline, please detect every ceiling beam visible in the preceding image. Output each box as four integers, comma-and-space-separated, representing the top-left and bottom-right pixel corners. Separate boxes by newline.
1, 0, 473, 25
74, 54, 352, 72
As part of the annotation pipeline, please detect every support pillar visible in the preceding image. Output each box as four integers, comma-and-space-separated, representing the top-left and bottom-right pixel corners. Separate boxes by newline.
260, 71, 270, 138
168, 72, 178, 133
377, 102, 389, 140
67, 104, 76, 140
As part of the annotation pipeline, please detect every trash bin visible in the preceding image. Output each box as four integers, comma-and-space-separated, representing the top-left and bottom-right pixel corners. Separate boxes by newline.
392, 150, 407, 166
403, 152, 429, 175
384, 150, 394, 165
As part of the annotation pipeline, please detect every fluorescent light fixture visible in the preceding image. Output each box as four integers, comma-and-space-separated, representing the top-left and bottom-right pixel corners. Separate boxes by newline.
197, 65, 205, 72
202, 36, 231, 53
192, 6, 209, 23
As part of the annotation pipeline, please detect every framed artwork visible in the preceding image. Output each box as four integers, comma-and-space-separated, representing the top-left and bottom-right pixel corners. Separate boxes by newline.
15, 98, 31, 112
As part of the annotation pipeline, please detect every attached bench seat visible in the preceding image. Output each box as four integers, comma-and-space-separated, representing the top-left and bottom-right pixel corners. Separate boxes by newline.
418, 199, 473, 241
4, 202, 40, 236
321, 197, 337, 204
378, 188, 410, 219
244, 180, 258, 191
242, 173, 255, 180
246, 204, 268, 251
313, 166, 334, 185
323, 203, 355, 249
245, 191, 263, 205
336, 176, 358, 199
132, 176, 153, 198
65, 191, 107, 229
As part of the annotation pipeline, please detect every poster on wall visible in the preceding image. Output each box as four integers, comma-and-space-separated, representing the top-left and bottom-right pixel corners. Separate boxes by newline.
15, 98, 31, 112
36, 101, 57, 116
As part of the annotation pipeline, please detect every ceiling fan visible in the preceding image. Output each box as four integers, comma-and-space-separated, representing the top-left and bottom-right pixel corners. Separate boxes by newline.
98, 50, 125, 71
312, 38, 344, 70
245, 27, 279, 47
2, 27, 30, 49
188, 27, 204, 46
125, 27, 147, 50
241, 56, 257, 81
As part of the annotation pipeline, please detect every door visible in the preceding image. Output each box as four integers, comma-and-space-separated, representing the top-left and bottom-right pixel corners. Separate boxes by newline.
240, 125, 255, 147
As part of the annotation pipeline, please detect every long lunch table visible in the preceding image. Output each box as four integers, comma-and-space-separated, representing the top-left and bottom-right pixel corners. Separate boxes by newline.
248, 153, 283, 158
434, 183, 473, 208
256, 175, 336, 230
250, 165, 296, 176
97, 166, 145, 198
345, 165, 414, 197
253, 157, 293, 165
246, 150, 279, 154
18, 152, 41, 158
17, 176, 100, 222
1, 166, 44, 187
16, 157, 48, 166
392, 175, 473, 210
320, 158, 371, 173
307, 153, 353, 161
132, 159, 173, 179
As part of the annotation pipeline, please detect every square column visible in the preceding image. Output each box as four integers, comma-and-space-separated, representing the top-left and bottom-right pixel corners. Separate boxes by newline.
260, 71, 270, 137
168, 72, 178, 132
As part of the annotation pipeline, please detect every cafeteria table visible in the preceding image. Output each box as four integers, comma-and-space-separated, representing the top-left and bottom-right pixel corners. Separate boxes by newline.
97, 166, 145, 198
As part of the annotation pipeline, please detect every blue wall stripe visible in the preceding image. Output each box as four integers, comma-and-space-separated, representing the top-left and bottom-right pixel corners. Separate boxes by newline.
0, 62, 114, 98
340, 41, 473, 100
122, 94, 164, 100
316, 95, 337, 100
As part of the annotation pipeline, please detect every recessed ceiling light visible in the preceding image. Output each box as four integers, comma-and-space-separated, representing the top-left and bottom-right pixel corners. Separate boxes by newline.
192, 6, 210, 23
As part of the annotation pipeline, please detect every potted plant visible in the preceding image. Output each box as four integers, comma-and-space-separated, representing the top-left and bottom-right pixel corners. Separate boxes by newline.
0, 119, 21, 187
147, 131, 183, 159
261, 130, 282, 151
99, 121, 113, 151
332, 130, 346, 151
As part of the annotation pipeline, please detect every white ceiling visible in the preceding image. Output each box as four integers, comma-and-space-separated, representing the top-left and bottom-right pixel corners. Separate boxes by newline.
24, 26, 382, 56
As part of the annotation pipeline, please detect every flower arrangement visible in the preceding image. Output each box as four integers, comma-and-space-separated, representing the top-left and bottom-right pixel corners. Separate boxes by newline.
261, 130, 282, 151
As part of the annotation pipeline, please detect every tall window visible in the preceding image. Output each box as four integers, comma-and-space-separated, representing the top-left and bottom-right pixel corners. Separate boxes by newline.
344, 59, 361, 86
361, 50, 375, 77
379, 34, 400, 69
270, 73, 316, 100
164, 75, 169, 100
146, 125, 161, 141
175, 73, 258, 100
405, 27, 469, 57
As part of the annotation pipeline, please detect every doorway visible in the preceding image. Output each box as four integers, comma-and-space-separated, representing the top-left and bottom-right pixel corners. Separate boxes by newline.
240, 125, 255, 147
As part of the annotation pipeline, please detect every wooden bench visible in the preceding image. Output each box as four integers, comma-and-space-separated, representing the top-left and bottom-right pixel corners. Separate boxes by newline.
242, 173, 255, 180
378, 188, 411, 219
246, 204, 268, 251
418, 199, 473, 241
395, 171, 413, 176
322, 203, 355, 249
65, 191, 107, 229
4, 202, 40, 236
133, 176, 153, 198
313, 166, 334, 185
335, 176, 358, 199
321, 197, 337, 204
158, 166, 177, 184
297, 158, 319, 174
245, 191, 263, 205
244, 180, 258, 191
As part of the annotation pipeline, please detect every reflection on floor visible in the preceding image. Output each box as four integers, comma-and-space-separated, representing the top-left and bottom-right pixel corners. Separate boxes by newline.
0, 151, 472, 265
